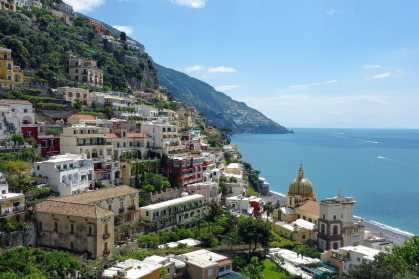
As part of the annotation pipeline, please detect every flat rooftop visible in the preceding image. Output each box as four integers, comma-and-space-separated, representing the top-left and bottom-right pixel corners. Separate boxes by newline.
140, 194, 204, 211
181, 249, 229, 268
340, 245, 381, 260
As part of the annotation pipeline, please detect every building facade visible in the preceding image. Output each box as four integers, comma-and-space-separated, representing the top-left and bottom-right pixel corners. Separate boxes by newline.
139, 194, 207, 230
35, 200, 114, 259
317, 195, 365, 251
57, 87, 92, 106
0, 48, 27, 89
60, 124, 120, 185
0, 172, 25, 217
164, 155, 205, 187
0, 0, 16, 12
33, 154, 94, 196
69, 56, 103, 88
0, 99, 35, 140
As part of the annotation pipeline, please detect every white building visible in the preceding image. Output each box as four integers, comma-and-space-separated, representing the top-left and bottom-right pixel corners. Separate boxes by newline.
139, 194, 207, 230
225, 195, 262, 216
0, 99, 35, 140
33, 154, 94, 196
0, 172, 25, 217
318, 195, 365, 251
141, 120, 183, 154
15, 0, 42, 9
184, 182, 221, 204
321, 245, 382, 274
92, 92, 135, 109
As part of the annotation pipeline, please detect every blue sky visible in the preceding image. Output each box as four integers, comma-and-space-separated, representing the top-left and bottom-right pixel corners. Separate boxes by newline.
65, 0, 419, 128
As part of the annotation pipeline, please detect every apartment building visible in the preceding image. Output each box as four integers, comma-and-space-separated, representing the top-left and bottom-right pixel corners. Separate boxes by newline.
139, 194, 207, 230
179, 249, 233, 279
0, 0, 16, 12
35, 200, 114, 259
15, 0, 42, 10
103, 256, 177, 279
141, 120, 183, 154
317, 195, 365, 251
164, 155, 205, 187
0, 172, 25, 218
92, 92, 135, 109
0, 99, 35, 140
60, 124, 120, 185
49, 185, 139, 242
0, 48, 27, 89
321, 245, 381, 274
225, 195, 263, 216
106, 131, 150, 160
57, 87, 92, 106
184, 182, 221, 204
33, 154, 94, 196
69, 56, 103, 88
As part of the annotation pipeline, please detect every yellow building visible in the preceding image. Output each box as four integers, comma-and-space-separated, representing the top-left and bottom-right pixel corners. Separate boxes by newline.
276, 165, 320, 224
0, 47, 29, 89
0, 0, 16, 12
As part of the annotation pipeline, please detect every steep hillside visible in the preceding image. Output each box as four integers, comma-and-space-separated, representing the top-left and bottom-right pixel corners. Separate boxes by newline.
155, 64, 290, 134
0, 8, 158, 91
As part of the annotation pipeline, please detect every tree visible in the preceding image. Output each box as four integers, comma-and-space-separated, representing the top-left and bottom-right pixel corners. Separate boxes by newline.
264, 201, 274, 222
9, 134, 24, 147
337, 237, 419, 279
238, 216, 272, 258
242, 257, 264, 279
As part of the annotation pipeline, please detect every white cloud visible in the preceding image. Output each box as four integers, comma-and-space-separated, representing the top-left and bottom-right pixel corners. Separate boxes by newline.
370, 72, 392, 80
363, 64, 382, 69
183, 65, 237, 75
208, 66, 237, 73
184, 65, 204, 74
288, 80, 337, 90
63, 0, 105, 12
170, 0, 207, 9
113, 25, 134, 36
215, 85, 240, 92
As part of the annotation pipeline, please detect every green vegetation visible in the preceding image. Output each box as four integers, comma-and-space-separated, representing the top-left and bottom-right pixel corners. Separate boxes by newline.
337, 236, 419, 279
261, 259, 290, 279
0, 7, 158, 91
0, 247, 82, 279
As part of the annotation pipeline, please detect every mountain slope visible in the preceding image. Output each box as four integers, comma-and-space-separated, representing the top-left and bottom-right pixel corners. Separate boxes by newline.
155, 64, 290, 134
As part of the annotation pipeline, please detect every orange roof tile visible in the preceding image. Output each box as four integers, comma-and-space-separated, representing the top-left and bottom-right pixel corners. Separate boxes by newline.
127, 132, 149, 139
296, 200, 320, 216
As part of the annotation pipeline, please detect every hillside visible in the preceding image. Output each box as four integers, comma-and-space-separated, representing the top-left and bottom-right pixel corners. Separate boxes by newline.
0, 8, 158, 91
155, 64, 290, 134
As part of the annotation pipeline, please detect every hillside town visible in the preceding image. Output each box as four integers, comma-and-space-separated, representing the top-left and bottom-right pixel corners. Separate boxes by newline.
0, 1, 417, 279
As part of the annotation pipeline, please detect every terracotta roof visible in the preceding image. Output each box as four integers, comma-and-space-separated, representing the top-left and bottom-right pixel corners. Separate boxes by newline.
51, 185, 139, 205
105, 133, 119, 139
68, 114, 97, 123
296, 200, 320, 216
0, 99, 32, 105
127, 132, 149, 139
35, 200, 113, 219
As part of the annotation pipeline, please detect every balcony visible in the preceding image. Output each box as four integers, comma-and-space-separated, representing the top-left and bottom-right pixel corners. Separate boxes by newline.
103, 249, 111, 256
118, 208, 125, 214
103, 233, 110, 240
127, 205, 136, 211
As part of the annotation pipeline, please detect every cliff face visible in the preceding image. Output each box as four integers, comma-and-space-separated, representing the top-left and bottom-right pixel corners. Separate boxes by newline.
155, 64, 290, 134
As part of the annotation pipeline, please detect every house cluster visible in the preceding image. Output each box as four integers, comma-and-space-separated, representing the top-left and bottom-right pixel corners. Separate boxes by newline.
0, 68, 241, 270
0, 47, 31, 90
268, 164, 414, 276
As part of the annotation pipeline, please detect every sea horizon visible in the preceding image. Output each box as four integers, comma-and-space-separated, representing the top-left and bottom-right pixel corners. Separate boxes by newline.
232, 128, 419, 234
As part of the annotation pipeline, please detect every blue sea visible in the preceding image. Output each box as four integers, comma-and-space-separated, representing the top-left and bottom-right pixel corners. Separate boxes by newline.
232, 129, 419, 235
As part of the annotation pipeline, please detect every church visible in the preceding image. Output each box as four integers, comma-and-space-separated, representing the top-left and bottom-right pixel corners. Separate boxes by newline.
275, 165, 320, 223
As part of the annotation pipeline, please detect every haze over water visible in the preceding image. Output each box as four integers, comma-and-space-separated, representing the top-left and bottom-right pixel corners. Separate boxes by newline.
232, 129, 419, 234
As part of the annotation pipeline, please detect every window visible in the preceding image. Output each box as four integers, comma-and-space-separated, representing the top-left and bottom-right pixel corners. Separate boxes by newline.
333, 242, 339, 250
54, 221, 58, 232
333, 215, 336, 220
88, 226, 93, 236
321, 224, 325, 234
39, 222, 43, 232
70, 223, 74, 234
104, 223, 109, 234
333, 225, 339, 235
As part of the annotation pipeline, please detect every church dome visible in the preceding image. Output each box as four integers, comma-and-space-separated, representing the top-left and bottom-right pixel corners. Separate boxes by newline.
288, 165, 315, 197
